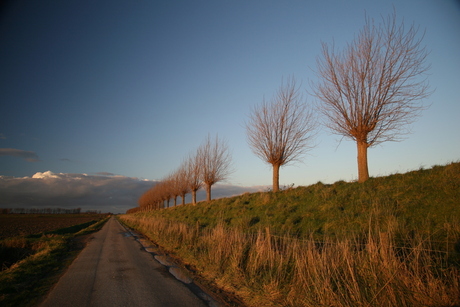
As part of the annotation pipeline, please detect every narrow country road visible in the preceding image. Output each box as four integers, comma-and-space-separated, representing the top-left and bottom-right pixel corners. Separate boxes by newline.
39, 217, 208, 307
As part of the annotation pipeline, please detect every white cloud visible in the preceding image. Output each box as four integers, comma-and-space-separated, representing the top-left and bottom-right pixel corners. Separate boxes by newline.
0, 171, 266, 213
32, 171, 60, 179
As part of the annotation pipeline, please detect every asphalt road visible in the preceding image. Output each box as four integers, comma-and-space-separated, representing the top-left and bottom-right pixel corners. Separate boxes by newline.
39, 217, 208, 307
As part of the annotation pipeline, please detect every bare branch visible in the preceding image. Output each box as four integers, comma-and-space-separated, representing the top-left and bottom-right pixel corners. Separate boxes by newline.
246, 76, 318, 192
187, 150, 203, 205
312, 11, 431, 182
197, 134, 233, 202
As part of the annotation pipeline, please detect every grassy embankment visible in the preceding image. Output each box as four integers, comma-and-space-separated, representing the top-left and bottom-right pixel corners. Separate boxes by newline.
0, 215, 110, 307
120, 162, 460, 307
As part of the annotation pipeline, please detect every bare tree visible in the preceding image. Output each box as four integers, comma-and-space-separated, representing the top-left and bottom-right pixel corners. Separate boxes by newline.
176, 160, 191, 205
246, 77, 317, 192
139, 183, 163, 210
167, 172, 181, 207
312, 11, 431, 182
187, 151, 202, 205
197, 134, 233, 202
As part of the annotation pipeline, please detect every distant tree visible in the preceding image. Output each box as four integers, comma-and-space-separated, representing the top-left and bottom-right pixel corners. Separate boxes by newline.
312, 11, 431, 182
159, 179, 173, 208
139, 181, 165, 210
187, 151, 203, 205
197, 134, 233, 202
176, 160, 191, 205
246, 77, 317, 192
166, 172, 181, 207
138, 189, 150, 209
0, 208, 11, 214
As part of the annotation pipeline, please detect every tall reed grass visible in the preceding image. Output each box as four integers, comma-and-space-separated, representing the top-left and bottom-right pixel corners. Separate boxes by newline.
119, 214, 460, 307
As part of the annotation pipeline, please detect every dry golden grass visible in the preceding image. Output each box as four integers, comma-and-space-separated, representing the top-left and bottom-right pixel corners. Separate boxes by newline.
119, 214, 460, 307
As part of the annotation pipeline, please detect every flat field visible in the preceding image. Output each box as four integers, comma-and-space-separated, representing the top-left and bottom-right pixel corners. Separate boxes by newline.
0, 214, 106, 239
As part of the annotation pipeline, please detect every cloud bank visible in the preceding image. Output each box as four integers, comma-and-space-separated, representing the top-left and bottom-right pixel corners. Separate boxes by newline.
0, 171, 156, 213
0, 171, 266, 213
0, 148, 40, 162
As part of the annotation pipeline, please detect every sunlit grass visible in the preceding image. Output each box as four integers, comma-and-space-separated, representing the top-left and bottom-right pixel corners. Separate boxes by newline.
120, 162, 460, 306
120, 214, 460, 306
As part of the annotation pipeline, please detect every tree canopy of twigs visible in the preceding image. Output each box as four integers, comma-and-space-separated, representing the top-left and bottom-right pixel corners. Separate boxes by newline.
187, 151, 203, 205
198, 134, 234, 202
246, 77, 317, 192
312, 11, 431, 182
135, 136, 233, 210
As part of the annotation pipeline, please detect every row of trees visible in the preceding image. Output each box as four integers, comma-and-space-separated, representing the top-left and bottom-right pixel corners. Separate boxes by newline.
135, 134, 233, 212
248, 10, 430, 186
0, 208, 103, 214
130, 11, 430, 213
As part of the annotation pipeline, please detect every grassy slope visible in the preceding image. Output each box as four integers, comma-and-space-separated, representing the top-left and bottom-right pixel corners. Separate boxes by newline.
121, 163, 460, 306
136, 162, 460, 238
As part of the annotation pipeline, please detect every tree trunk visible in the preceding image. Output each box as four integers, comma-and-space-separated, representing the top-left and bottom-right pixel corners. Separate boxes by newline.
272, 163, 280, 192
181, 193, 186, 205
173, 196, 177, 207
205, 183, 212, 202
192, 190, 197, 205
357, 141, 370, 182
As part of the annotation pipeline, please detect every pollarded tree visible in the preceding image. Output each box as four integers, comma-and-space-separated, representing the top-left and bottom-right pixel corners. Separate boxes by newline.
198, 134, 233, 202
312, 11, 431, 182
187, 151, 203, 205
139, 183, 162, 210
167, 172, 181, 207
155, 179, 172, 208
176, 160, 191, 205
246, 77, 317, 192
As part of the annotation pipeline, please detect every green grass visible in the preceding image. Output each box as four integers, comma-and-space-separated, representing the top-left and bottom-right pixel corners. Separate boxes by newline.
120, 162, 460, 306
0, 216, 110, 307
132, 162, 459, 237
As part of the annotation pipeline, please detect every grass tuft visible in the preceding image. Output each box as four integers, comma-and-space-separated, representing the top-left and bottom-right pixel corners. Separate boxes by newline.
120, 162, 460, 306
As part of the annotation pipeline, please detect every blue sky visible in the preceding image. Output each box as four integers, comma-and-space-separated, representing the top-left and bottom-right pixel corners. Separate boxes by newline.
1, 0, 459, 193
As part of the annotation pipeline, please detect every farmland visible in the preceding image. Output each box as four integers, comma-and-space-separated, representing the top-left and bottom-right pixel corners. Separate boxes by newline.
0, 214, 107, 239
0, 214, 109, 307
